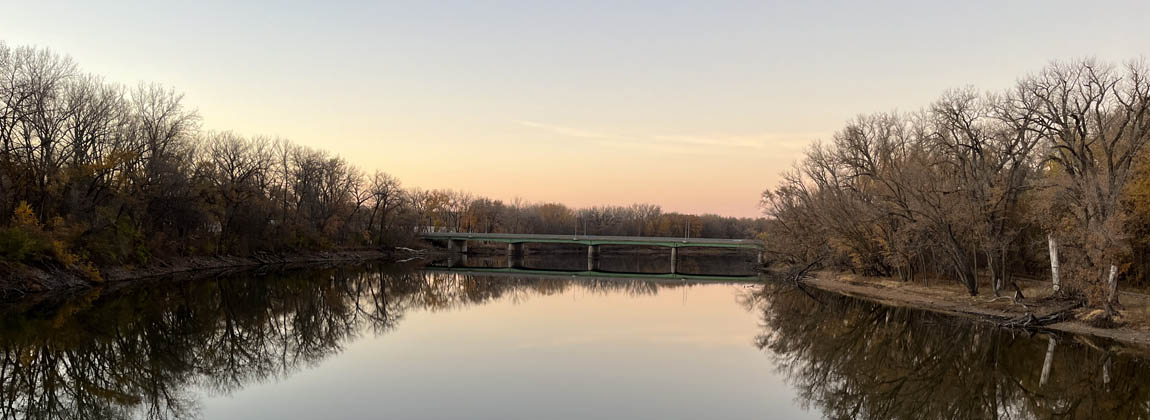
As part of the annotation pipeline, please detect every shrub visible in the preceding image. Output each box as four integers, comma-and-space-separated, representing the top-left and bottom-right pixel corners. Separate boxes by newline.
0, 202, 49, 263
0, 202, 104, 282
0, 226, 46, 262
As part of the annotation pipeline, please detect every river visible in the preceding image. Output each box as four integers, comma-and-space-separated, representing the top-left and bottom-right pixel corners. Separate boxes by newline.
0, 254, 1146, 419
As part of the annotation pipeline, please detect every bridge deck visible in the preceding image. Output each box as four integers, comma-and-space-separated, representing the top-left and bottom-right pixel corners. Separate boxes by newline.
419, 232, 762, 249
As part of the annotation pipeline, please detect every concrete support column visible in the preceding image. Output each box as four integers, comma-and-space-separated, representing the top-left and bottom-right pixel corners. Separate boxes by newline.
457, 240, 468, 254
446, 239, 454, 252
507, 243, 524, 268
757, 250, 763, 266
587, 245, 599, 271
670, 247, 678, 274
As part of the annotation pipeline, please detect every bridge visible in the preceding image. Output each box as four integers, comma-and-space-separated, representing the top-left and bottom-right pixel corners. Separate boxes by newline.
419, 232, 763, 273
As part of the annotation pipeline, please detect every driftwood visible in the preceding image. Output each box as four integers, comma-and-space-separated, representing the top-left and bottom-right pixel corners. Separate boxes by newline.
1000, 312, 1068, 328
999, 301, 1082, 329
782, 259, 821, 284
394, 247, 430, 263
769, 259, 825, 305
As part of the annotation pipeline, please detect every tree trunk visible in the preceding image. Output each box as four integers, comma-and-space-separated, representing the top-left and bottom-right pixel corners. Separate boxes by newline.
950, 251, 978, 296
1000, 247, 1010, 296
988, 249, 1002, 297
1107, 264, 1119, 309
1048, 234, 1060, 293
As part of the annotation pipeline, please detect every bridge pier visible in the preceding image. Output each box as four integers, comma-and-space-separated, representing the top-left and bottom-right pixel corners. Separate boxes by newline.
587, 245, 599, 271
670, 247, 677, 274
507, 243, 524, 268
447, 239, 468, 253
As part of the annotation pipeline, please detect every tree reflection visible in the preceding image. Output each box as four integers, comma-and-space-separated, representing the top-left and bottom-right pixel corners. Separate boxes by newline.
0, 265, 687, 420
753, 283, 1150, 419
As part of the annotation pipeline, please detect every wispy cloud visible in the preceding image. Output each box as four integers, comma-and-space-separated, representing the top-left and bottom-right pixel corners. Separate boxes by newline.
515, 120, 620, 141
516, 120, 826, 154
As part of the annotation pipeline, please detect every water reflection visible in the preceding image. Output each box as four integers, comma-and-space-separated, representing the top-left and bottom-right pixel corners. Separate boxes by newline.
753, 283, 1150, 419
0, 264, 710, 420
437, 252, 759, 276
4, 262, 1150, 419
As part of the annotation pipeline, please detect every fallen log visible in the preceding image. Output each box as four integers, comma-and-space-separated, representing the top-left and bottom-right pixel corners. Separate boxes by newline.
999, 301, 1082, 329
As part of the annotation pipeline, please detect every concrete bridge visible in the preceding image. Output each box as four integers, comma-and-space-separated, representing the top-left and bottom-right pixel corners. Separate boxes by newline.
419, 232, 763, 273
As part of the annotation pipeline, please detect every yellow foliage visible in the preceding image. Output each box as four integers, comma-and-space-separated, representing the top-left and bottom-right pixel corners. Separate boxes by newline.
1126, 154, 1150, 218
50, 240, 77, 266
3, 202, 102, 281
11, 201, 39, 228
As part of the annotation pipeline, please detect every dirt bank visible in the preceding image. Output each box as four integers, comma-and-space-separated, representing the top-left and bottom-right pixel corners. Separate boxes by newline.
802, 271, 1150, 350
0, 248, 412, 300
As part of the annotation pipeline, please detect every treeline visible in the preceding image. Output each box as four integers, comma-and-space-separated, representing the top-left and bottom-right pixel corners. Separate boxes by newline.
409, 193, 766, 239
0, 42, 418, 275
0, 43, 763, 280
760, 58, 1150, 311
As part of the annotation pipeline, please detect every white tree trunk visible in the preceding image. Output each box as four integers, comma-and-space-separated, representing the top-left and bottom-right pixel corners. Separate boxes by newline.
1048, 234, 1060, 292
1107, 264, 1119, 305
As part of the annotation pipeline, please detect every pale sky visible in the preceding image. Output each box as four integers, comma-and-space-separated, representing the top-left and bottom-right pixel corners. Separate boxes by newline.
3, 1, 1148, 217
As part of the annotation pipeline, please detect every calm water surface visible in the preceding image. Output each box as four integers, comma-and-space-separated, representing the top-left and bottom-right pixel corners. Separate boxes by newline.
1, 254, 1148, 419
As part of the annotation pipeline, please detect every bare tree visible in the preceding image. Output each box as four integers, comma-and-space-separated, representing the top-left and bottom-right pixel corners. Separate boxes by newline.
366, 171, 402, 244
1020, 59, 1150, 311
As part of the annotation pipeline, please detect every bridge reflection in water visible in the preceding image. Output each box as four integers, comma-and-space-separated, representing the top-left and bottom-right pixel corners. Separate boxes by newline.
434, 246, 760, 280
425, 265, 761, 283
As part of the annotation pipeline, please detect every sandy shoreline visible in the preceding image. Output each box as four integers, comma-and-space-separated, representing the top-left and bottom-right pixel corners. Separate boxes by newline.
801, 271, 1150, 350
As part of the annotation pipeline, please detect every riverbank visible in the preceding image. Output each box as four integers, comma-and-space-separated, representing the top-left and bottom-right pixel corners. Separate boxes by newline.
0, 248, 415, 300
801, 271, 1150, 350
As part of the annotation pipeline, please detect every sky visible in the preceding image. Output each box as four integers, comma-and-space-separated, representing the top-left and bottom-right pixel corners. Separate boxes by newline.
2, 1, 1148, 217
